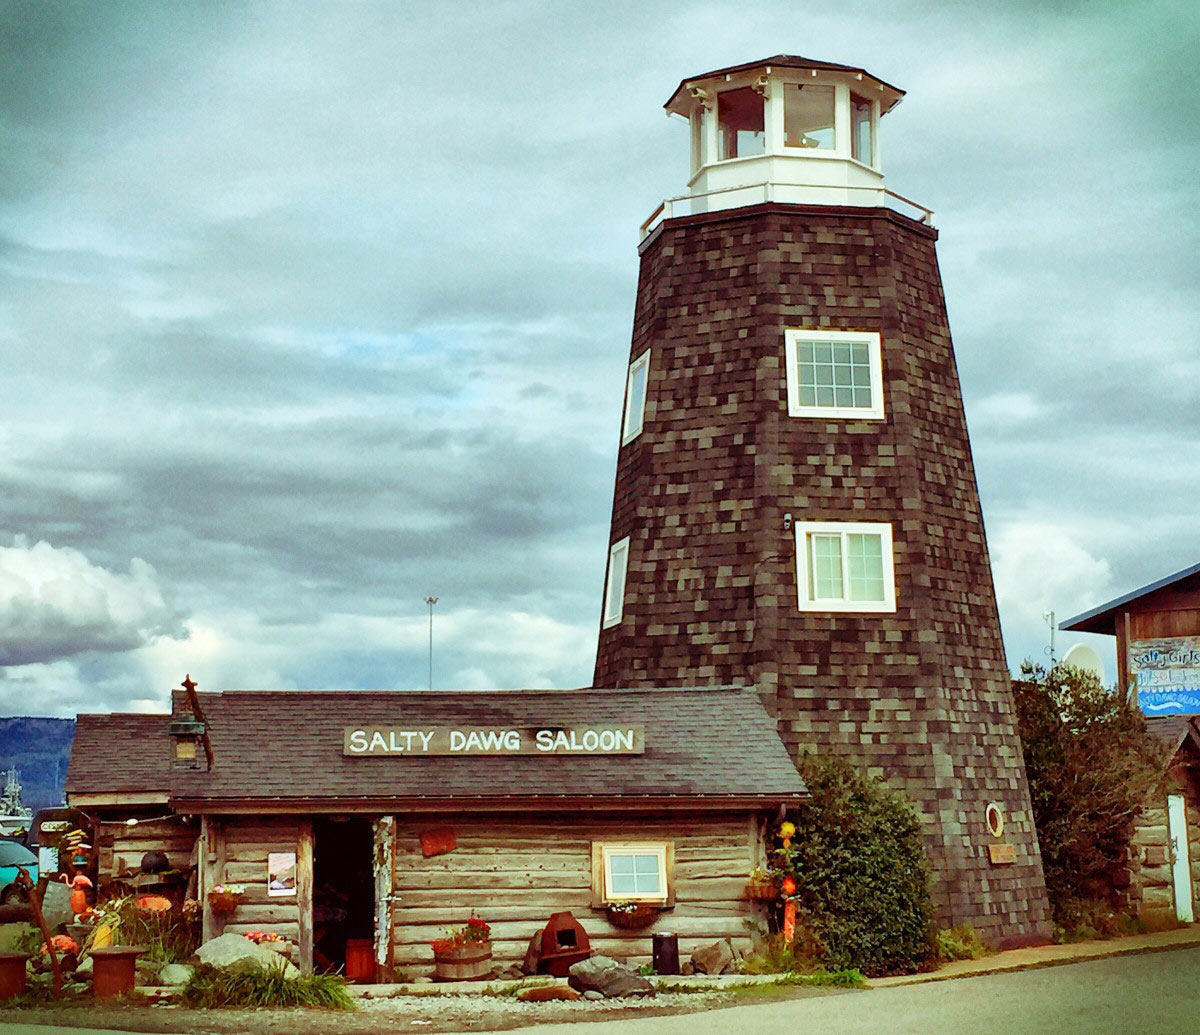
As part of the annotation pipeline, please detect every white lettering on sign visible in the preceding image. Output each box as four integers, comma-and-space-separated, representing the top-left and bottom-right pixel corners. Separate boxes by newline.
343, 725, 644, 756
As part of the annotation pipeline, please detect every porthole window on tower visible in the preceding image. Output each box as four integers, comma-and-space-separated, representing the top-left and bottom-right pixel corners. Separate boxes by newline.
795, 522, 896, 613
603, 536, 631, 628
622, 351, 651, 444
784, 329, 884, 420
717, 87, 765, 160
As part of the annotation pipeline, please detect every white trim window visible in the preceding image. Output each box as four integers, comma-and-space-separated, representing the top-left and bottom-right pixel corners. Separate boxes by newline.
795, 522, 896, 613
602, 536, 630, 629
784, 329, 884, 421
600, 843, 669, 904
622, 350, 651, 444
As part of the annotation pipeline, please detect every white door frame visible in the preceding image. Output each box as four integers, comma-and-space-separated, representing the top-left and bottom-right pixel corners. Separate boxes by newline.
1167, 793, 1194, 923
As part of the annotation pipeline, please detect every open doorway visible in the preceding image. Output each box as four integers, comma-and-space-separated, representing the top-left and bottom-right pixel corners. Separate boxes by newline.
313, 816, 374, 975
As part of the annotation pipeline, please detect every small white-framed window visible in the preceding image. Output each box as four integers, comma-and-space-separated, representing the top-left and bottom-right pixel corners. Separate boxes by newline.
784, 329, 884, 421
622, 351, 651, 445
783, 83, 836, 150
598, 843, 669, 904
795, 522, 896, 613
602, 536, 630, 629
717, 86, 765, 160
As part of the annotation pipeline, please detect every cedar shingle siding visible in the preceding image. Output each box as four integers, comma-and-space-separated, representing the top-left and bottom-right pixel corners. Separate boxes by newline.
594, 202, 1053, 944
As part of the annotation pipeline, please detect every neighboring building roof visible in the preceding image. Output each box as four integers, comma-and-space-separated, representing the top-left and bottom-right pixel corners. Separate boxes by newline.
65, 713, 170, 796
1144, 715, 1200, 757
165, 685, 806, 810
1060, 562, 1200, 635
663, 55, 905, 115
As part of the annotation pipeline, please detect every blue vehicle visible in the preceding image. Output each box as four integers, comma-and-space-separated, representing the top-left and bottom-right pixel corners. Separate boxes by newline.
0, 838, 38, 903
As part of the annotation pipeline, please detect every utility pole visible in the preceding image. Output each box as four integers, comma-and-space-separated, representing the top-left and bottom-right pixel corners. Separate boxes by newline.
424, 596, 438, 690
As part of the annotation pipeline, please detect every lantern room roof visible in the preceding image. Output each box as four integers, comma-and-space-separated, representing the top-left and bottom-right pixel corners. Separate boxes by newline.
664, 54, 905, 116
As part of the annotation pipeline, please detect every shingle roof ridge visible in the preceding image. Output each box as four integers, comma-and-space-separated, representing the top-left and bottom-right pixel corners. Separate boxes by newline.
192, 683, 754, 698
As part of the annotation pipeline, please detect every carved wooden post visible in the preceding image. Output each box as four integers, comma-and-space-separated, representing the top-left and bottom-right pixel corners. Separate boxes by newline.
372, 815, 396, 978
297, 820, 314, 976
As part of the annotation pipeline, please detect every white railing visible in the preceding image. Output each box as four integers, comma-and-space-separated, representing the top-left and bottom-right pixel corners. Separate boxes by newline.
639, 182, 936, 240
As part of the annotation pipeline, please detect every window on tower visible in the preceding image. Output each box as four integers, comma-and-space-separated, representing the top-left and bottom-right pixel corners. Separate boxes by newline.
622, 350, 650, 444
795, 522, 896, 613
783, 84, 835, 150
717, 87, 765, 160
851, 93, 874, 165
603, 536, 631, 628
784, 329, 884, 420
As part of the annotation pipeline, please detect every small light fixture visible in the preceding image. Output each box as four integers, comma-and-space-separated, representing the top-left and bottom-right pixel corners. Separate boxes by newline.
783, 512, 793, 531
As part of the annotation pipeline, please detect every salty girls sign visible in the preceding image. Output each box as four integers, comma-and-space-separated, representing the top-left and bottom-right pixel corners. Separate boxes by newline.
1131, 637, 1200, 716
343, 725, 644, 756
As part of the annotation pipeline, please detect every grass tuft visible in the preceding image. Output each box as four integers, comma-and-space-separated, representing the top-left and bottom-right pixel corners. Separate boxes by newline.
181, 962, 355, 1010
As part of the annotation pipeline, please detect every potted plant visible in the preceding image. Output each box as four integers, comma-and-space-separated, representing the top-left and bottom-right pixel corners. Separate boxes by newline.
430, 915, 492, 980
206, 883, 245, 914
745, 866, 778, 900
606, 900, 659, 929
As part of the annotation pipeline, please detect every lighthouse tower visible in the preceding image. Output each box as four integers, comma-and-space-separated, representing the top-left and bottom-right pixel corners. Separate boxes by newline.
594, 56, 1052, 945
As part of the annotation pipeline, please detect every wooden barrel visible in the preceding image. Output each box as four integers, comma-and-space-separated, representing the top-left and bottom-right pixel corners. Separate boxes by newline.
433, 942, 492, 981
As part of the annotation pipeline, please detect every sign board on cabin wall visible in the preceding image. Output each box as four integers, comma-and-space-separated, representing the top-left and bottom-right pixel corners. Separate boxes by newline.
1130, 637, 1200, 716
343, 725, 645, 756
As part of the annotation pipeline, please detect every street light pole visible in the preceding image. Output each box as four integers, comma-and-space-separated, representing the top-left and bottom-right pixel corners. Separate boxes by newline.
424, 596, 438, 690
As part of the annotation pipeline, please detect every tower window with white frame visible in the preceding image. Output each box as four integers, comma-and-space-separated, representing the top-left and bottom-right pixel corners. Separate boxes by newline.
795, 522, 896, 613
603, 536, 630, 628
622, 350, 650, 444
850, 93, 874, 165
784, 84, 836, 150
717, 87, 764, 160
784, 329, 884, 420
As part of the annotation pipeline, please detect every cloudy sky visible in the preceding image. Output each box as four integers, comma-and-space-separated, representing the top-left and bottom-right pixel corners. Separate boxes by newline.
2, 0, 1197, 716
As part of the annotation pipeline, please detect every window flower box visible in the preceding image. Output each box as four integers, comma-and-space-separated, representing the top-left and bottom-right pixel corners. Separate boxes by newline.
606, 901, 659, 929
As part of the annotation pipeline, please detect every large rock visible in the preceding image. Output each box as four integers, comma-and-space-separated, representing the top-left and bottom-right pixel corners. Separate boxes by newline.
196, 933, 299, 979
40, 881, 73, 932
691, 939, 735, 975
516, 983, 581, 1002
568, 955, 655, 999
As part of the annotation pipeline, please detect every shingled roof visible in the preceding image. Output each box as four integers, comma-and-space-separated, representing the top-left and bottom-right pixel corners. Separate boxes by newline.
165, 685, 806, 811
66, 713, 170, 796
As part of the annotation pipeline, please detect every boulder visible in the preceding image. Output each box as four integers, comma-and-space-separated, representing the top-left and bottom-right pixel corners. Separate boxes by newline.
583, 989, 604, 1001
516, 983, 581, 1002
521, 930, 542, 975
75, 955, 94, 977
40, 881, 73, 932
159, 963, 194, 985
568, 955, 655, 999
690, 939, 735, 975
196, 933, 299, 979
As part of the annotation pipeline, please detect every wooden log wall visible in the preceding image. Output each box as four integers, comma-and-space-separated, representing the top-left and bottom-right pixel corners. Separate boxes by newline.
212, 816, 304, 947
97, 817, 198, 882
390, 812, 764, 975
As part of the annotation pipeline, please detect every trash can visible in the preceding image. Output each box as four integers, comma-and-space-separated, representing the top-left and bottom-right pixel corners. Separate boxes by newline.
652, 931, 679, 975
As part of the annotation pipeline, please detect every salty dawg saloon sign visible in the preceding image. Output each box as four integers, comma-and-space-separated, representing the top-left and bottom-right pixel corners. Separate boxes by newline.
344, 724, 645, 757
1131, 637, 1200, 716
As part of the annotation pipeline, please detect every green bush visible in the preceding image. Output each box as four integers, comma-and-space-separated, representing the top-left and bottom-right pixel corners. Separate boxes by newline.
778, 755, 938, 977
182, 963, 355, 1010
937, 925, 989, 962
1013, 662, 1167, 927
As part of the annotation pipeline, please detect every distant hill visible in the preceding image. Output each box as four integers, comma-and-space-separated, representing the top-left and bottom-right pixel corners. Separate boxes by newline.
0, 717, 75, 813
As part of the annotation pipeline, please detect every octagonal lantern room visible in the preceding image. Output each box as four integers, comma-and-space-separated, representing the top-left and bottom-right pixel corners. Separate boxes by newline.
661, 55, 906, 217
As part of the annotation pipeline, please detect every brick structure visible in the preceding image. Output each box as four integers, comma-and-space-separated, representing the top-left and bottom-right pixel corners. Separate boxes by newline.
593, 57, 1052, 945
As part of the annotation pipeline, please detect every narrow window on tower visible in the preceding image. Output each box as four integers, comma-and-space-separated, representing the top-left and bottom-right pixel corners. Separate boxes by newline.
783, 84, 836, 150
795, 522, 896, 613
603, 536, 631, 628
784, 329, 884, 421
622, 351, 651, 444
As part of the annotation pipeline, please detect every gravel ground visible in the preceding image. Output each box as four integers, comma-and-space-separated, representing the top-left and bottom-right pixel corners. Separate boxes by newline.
0, 985, 849, 1034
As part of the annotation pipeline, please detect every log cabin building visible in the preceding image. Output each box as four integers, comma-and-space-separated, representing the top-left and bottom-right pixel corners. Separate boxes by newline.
67, 684, 806, 977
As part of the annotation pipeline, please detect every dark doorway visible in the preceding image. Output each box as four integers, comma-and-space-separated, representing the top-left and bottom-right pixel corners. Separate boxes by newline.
313, 816, 374, 974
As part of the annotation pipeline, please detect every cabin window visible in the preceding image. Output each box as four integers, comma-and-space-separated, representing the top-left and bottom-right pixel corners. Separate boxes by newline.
717, 87, 765, 160
784, 83, 835, 150
596, 842, 670, 904
602, 537, 630, 629
795, 522, 896, 613
851, 93, 874, 164
622, 351, 650, 444
784, 329, 884, 421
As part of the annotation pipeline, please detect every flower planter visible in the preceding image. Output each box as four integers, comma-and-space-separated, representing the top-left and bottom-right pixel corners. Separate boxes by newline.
607, 904, 659, 930
745, 880, 778, 901
207, 891, 243, 915
0, 952, 28, 1000
433, 941, 492, 980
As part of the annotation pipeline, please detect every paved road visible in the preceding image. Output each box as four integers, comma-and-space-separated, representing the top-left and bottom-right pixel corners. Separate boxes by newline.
2, 947, 1196, 1034
492, 947, 1200, 1035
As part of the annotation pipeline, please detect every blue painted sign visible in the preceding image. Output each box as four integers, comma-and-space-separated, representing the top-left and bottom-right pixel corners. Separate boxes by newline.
1131, 638, 1200, 716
